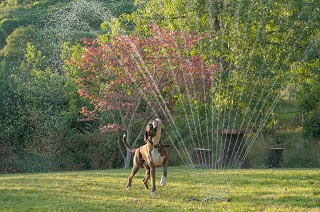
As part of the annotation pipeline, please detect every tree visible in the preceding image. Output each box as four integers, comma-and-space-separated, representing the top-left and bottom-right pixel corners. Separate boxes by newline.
125, 0, 319, 131
68, 24, 217, 167
0, 62, 29, 173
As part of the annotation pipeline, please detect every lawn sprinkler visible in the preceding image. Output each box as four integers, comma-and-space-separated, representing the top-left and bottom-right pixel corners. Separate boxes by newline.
189, 196, 231, 202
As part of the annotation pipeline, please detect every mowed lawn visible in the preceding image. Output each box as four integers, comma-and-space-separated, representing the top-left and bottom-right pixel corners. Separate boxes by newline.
0, 167, 319, 211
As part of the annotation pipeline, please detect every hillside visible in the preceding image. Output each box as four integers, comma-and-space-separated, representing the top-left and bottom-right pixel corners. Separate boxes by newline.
0, 0, 134, 50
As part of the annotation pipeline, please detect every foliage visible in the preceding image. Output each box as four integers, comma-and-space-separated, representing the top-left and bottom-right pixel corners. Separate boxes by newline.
0, 28, 6, 43
284, 137, 320, 167
0, 26, 36, 62
0, 0, 137, 172
298, 81, 320, 138
75, 25, 215, 124
0, 63, 30, 173
0, 0, 42, 7
0, 18, 18, 35
130, 0, 208, 32
0, 0, 319, 172
12, 41, 116, 172
303, 111, 320, 138
68, 24, 217, 167
118, 0, 319, 132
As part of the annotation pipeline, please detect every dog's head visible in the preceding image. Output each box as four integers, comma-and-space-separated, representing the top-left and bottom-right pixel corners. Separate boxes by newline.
145, 118, 162, 142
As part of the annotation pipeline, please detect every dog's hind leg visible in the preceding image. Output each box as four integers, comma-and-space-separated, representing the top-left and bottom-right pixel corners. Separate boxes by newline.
142, 164, 150, 189
127, 165, 139, 190
150, 164, 157, 195
127, 153, 141, 190
160, 158, 168, 186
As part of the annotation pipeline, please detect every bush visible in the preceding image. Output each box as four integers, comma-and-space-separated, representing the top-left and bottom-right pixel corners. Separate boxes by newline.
0, 28, 7, 41
0, 19, 18, 34
60, 132, 123, 171
283, 139, 320, 168
298, 82, 320, 138
303, 110, 320, 138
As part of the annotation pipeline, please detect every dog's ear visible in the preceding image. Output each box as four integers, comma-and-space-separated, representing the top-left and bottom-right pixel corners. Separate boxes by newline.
144, 122, 151, 143
144, 130, 148, 143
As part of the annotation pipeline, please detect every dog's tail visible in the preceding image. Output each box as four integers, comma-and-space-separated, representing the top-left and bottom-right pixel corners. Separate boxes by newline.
122, 134, 136, 153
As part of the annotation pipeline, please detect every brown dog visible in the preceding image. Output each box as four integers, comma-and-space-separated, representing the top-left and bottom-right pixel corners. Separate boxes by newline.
123, 119, 168, 195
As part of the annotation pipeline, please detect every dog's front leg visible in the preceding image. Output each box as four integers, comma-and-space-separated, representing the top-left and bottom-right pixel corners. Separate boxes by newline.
142, 164, 150, 189
149, 163, 156, 195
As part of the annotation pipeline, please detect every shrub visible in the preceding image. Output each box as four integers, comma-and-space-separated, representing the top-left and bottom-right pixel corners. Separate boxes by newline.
0, 28, 7, 42
303, 110, 320, 138
298, 82, 320, 138
283, 139, 320, 168
0, 19, 18, 34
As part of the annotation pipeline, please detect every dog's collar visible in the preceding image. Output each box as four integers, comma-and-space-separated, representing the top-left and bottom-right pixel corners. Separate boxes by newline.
148, 139, 170, 153
148, 138, 160, 152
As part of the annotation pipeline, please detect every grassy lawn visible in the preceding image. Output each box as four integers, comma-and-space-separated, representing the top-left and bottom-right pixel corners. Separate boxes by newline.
0, 167, 319, 211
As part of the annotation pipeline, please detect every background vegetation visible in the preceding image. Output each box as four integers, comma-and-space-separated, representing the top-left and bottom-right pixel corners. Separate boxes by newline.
0, 0, 319, 173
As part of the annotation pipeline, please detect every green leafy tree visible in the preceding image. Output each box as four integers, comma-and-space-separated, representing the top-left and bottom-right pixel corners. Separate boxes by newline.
122, 0, 319, 132
0, 62, 30, 172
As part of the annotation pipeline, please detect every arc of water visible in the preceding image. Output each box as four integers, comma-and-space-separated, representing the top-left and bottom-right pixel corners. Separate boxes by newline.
239, 91, 283, 167
203, 0, 234, 198
238, 39, 318, 168
232, 19, 318, 171
221, 6, 304, 174
117, 49, 193, 167
173, 32, 208, 165
163, 55, 201, 163
219, 0, 274, 170
127, 42, 195, 167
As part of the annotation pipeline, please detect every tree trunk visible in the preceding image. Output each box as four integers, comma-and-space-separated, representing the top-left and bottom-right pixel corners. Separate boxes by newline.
124, 128, 132, 169
124, 150, 132, 169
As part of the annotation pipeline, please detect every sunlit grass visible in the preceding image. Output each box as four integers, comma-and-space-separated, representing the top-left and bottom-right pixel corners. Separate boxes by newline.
0, 167, 319, 211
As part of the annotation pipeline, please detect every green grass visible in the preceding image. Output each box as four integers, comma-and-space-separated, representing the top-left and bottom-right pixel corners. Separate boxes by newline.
0, 167, 319, 211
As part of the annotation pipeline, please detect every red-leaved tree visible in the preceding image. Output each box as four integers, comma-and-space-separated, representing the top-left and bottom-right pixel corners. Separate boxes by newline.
68, 24, 218, 167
